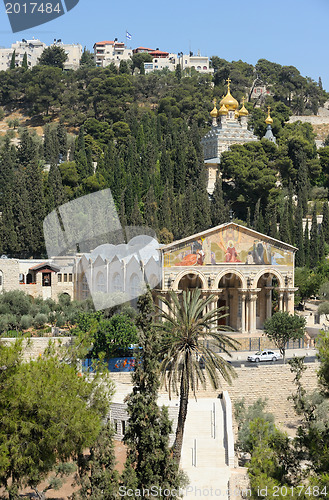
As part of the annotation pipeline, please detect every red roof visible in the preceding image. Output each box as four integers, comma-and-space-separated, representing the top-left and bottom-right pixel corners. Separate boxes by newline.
134, 46, 154, 51
94, 41, 115, 46
150, 50, 169, 56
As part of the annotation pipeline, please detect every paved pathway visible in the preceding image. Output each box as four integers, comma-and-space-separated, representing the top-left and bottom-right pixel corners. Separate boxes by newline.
180, 398, 231, 499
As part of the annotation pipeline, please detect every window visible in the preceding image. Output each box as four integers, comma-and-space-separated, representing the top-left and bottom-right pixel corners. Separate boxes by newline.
129, 274, 141, 299
122, 420, 126, 435
114, 419, 119, 433
82, 274, 90, 299
64, 274, 68, 282
96, 271, 106, 292
19, 273, 25, 284
113, 273, 123, 292
0, 272, 2, 287
69, 273, 73, 282
58, 274, 62, 282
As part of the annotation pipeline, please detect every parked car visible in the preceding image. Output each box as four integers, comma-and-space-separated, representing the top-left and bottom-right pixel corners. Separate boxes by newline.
247, 350, 281, 362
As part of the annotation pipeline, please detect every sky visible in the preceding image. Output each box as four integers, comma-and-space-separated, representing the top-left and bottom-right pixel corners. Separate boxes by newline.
0, 0, 328, 90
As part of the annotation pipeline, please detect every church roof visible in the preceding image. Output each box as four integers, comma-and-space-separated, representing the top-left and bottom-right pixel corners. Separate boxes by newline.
160, 222, 297, 253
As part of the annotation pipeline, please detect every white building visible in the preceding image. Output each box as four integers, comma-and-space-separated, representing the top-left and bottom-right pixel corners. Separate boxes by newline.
0, 38, 82, 71
93, 40, 133, 68
143, 49, 213, 74
0, 38, 46, 70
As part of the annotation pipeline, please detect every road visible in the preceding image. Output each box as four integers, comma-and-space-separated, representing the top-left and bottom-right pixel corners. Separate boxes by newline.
220, 348, 318, 368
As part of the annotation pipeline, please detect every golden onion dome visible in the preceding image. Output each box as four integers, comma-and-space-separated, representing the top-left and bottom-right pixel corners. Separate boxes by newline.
239, 97, 248, 116
220, 78, 239, 111
266, 106, 273, 125
235, 109, 240, 118
218, 103, 228, 116
210, 99, 218, 118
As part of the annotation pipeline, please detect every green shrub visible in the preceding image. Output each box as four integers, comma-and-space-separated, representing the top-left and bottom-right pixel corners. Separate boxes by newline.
34, 313, 48, 328
20, 315, 33, 330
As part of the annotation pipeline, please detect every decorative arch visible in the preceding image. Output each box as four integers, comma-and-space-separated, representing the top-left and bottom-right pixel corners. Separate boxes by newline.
96, 271, 106, 292
129, 273, 142, 299
253, 268, 285, 288
213, 269, 247, 289
172, 269, 207, 291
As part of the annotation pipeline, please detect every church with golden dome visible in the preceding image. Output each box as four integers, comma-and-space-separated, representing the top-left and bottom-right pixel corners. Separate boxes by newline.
202, 79, 275, 194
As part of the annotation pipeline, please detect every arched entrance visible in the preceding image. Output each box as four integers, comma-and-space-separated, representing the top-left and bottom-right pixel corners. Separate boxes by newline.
256, 272, 282, 329
178, 273, 203, 292
217, 272, 243, 330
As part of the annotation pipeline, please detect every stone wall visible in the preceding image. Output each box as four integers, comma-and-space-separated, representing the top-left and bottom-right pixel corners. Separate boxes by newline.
0, 259, 20, 292
108, 362, 320, 432
219, 362, 320, 431
0, 337, 73, 360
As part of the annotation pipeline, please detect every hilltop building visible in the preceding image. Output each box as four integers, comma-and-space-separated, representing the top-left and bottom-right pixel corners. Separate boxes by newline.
201, 79, 276, 194
0, 38, 82, 70
93, 40, 133, 68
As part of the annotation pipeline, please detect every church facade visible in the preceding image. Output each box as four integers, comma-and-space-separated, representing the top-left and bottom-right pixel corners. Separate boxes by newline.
158, 223, 297, 334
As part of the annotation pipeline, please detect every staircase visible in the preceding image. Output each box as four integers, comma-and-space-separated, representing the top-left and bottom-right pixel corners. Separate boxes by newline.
180, 398, 231, 498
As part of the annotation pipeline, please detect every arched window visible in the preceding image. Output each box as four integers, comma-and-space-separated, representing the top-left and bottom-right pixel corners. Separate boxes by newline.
96, 271, 106, 292
112, 273, 123, 292
0, 271, 3, 290
82, 274, 90, 300
129, 273, 141, 299
26, 273, 32, 284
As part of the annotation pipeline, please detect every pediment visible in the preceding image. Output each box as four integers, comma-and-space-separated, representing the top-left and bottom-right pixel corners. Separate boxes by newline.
162, 223, 296, 268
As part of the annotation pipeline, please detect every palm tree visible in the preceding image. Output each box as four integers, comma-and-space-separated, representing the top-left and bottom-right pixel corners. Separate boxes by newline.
156, 288, 239, 464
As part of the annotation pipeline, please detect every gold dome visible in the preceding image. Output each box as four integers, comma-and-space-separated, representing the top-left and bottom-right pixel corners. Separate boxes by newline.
218, 103, 228, 116
235, 109, 240, 118
210, 99, 218, 118
239, 97, 248, 116
265, 106, 273, 125
220, 78, 239, 111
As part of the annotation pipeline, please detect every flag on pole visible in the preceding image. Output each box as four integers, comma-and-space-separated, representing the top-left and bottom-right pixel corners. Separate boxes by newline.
126, 31, 132, 40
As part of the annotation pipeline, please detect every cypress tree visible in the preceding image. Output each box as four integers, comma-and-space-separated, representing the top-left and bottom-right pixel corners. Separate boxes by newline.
22, 52, 28, 70
159, 181, 172, 233
246, 207, 251, 228
57, 123, 68, 159
130, 196, 143, 226
0, 144, 18, 255
144, 185, 159, 232
182, 181, 195, 237
322, 201, 329, 244
297, 160, 309, 217
122, 289, 184, 494
319, 225, 326, 263
279, 201, 291, 244
294, 201, 305, 267
46, 163, 66, 213
304, 219, 310, 267
287, 182, 295, 245
74, 421, 119, 499
309, 205, 319, 268
10, 50, 16, 69
211, 174, 228, 226
265, 202, 278, 239
253, 199, 261, 230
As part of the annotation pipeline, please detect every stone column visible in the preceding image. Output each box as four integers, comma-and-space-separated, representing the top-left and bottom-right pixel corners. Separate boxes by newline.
278, 290, 284, 312
241, 293, 246, 334
265, 287, 273, 320
287, 290, 296, 315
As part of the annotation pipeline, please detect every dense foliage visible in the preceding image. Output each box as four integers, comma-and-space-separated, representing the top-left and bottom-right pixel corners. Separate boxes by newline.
0, 340, 112, 499
0, 57, 328, 260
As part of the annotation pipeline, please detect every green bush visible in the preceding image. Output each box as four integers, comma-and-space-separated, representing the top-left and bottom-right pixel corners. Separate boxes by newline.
20, 314, 33, 330
34, 313, 48, 329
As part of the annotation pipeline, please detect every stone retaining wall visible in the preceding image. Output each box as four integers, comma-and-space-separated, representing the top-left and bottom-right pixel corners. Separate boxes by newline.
0, 337, 73, 360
